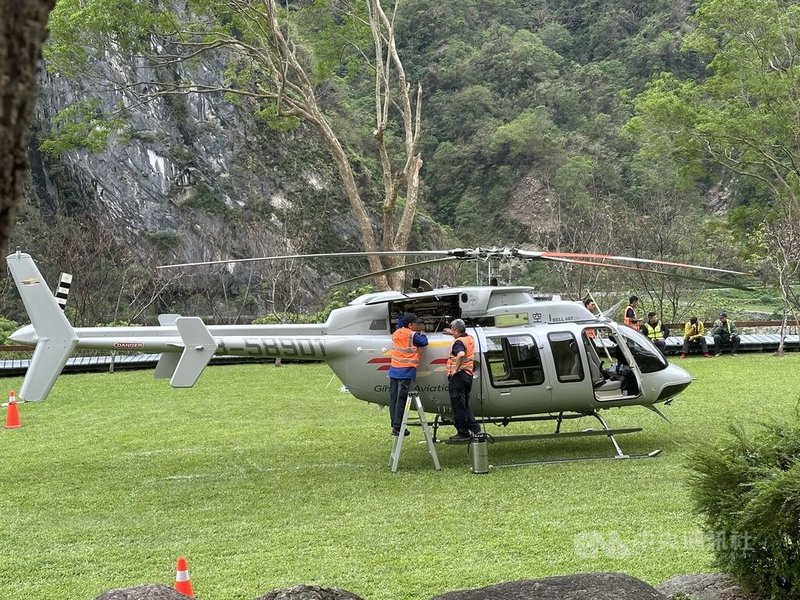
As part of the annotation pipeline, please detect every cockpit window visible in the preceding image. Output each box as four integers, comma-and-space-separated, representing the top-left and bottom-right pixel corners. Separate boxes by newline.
618, 328, 668, 373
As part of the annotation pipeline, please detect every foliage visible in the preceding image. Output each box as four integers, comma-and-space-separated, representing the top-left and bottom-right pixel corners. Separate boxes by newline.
490, 106, 564, 166
687, 417, 800, 599
145, 230, 181, 252
38, 99, 126, 156
252, 283, 374, 324
0, 317, 20, 346
627, 0, 800, 208
44, 0, 158, 76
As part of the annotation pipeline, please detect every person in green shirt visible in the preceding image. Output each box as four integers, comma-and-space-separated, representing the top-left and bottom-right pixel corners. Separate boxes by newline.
710, 312, 740, 356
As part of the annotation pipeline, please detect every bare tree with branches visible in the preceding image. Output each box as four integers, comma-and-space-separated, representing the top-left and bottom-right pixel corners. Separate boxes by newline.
46, 0, 424, 291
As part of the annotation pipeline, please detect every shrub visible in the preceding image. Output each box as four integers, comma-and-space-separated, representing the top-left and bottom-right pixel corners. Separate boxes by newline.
0, 317, 20, 346
252, 284, 373, 325
687, 418, 800, 599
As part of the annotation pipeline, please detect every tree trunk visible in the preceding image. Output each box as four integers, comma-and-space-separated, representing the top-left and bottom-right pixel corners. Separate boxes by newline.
0, 0, 56, 255
776, 308, 786, 357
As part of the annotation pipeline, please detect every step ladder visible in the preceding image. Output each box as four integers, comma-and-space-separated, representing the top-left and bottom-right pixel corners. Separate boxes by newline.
389, 391, 441, 473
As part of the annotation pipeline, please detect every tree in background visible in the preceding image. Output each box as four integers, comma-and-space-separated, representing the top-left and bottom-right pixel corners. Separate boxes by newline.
45, 0, 422, 291
627, 0, 800, 323
615, 157, 711, 322
0, 0, 56, 254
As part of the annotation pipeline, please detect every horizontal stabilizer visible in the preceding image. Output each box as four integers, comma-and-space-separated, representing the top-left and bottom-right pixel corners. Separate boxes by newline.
154, 352, 180, 379
22, 338, 76, 401
171, 317, 217, 387
158, 313, 181, 326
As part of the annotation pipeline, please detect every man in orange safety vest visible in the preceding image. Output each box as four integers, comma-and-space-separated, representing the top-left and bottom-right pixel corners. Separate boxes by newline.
388, 312, 428, 436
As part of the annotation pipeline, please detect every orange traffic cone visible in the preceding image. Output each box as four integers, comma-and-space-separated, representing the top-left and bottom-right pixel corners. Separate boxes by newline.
5, 391, 20, 429
174, 556, 194, 597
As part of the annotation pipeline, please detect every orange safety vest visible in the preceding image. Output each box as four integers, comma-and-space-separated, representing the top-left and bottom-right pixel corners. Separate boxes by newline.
623, 305, 640, 331
390, 327, 420, 370
446, 334, 475, 376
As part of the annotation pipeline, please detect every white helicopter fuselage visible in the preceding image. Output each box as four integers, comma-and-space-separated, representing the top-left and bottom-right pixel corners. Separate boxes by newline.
7, 252, 692, 420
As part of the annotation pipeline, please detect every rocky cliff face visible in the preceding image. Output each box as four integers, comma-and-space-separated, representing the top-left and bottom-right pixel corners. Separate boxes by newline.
18, 46, 370, 318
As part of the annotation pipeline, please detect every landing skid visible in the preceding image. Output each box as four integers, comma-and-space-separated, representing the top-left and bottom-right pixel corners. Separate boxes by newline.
493, 449, 662, 468
433, 410, 661, 466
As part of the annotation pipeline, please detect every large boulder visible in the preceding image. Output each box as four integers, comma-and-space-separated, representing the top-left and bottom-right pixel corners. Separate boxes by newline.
255, 584, 365, 600
430, 572, 667, 600
657, 574, 762, 600
95, 584, 191, 600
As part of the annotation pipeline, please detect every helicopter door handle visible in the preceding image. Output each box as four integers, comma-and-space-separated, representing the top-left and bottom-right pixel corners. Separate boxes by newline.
545, 385, 553, 390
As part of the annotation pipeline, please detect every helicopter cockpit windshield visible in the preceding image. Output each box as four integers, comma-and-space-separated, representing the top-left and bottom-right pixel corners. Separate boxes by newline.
616, 327, 668, 373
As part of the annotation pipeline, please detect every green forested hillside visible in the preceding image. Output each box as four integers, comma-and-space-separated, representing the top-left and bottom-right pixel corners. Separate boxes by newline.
391, 0, 704, 237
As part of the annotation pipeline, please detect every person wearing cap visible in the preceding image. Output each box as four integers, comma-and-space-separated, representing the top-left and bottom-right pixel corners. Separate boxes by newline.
445, 319, 481, 443
388, 312, 428, 436
711, 312, 740, 356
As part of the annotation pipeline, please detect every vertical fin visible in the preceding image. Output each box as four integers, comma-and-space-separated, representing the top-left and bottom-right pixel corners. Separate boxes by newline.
171, 317, 217, 387
6, 252, 78, 401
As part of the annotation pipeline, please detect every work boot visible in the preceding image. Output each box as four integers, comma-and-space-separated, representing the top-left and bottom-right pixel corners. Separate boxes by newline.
448, 432, 472, 444
703, 353, 711, 358
679, 353, 686, 359
392, 428, 410, 437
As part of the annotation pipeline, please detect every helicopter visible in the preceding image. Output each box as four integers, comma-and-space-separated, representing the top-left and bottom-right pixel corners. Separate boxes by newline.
6, 248, 750, 461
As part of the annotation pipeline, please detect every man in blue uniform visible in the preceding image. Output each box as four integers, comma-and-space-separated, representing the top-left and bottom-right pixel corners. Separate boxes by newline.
388, 312, 428, 436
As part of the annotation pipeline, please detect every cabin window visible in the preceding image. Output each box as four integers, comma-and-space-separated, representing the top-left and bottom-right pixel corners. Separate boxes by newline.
548, 332, 585, 382
485, 335, 544, 387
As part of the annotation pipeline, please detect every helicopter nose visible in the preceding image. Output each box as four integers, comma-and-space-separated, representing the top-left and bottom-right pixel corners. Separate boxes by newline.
10, 324, 38, 346
656, 363, 693, 402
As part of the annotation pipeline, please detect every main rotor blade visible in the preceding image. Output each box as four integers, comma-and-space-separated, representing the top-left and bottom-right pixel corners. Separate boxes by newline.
334, 256, 460, 286
538, 255, 754, 291
158, 250, 451, 270
518, 250, 749, 276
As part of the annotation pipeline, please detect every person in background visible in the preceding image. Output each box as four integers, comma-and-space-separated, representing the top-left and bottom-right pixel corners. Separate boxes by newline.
680, 316, 711, 358
445, 319, 480, 443
623, 295, 641, 331
388, 312, 428, 436
641, 312, 670, 356
711, 312, 740, 356
583, 297, 598, 338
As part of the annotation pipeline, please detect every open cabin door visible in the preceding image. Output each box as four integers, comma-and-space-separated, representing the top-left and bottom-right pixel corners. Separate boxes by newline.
582, 326, 644, 402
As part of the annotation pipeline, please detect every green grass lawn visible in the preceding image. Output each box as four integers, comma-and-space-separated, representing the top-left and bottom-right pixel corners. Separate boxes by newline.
1, 354, 799, 600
